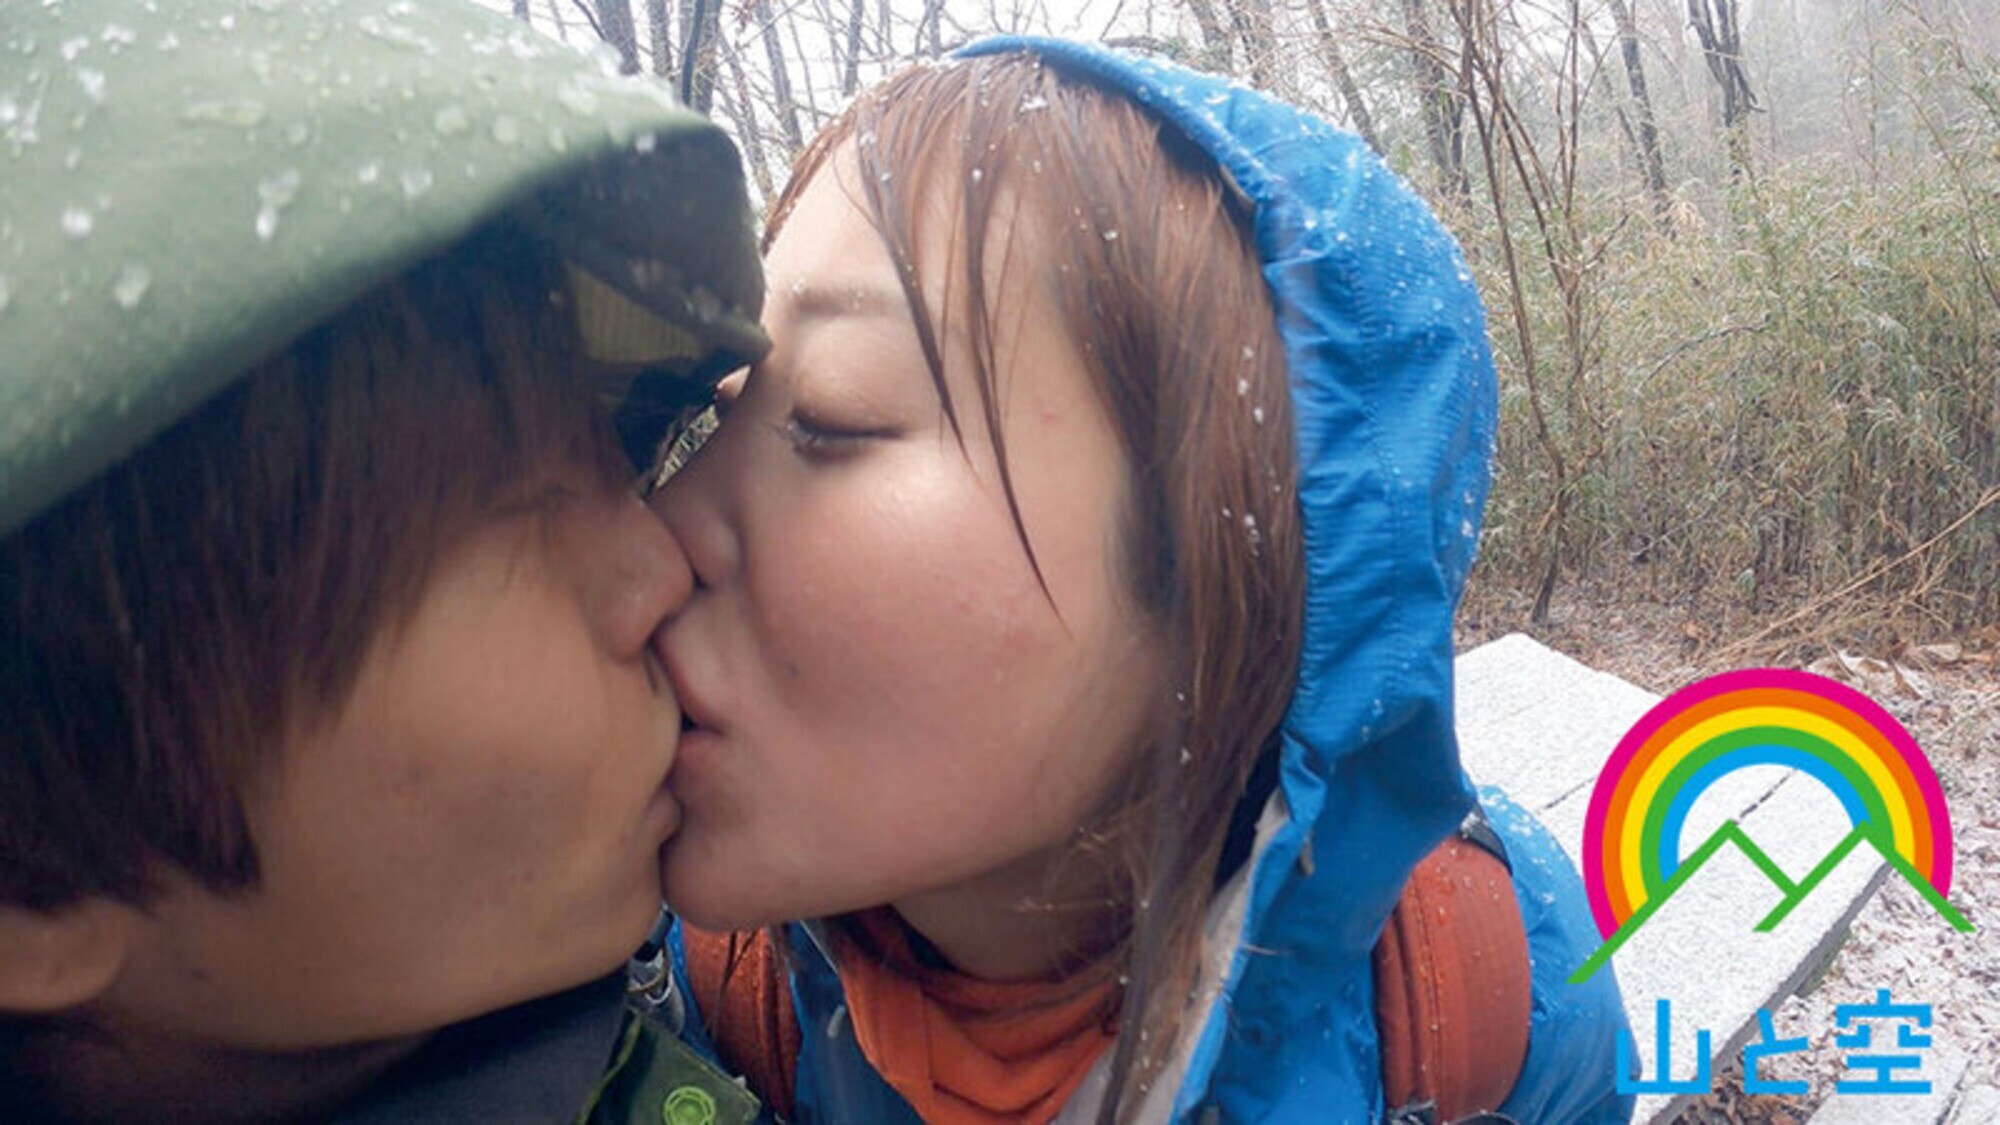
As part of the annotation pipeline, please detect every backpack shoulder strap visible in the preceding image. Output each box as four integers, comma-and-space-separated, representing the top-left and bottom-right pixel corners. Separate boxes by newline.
1372, 807, 1533, 1125
682, 925, 803, 1120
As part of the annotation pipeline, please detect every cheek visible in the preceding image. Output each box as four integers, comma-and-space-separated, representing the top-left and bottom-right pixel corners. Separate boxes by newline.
750, 456, 1064, 740
283, 616, 630, 898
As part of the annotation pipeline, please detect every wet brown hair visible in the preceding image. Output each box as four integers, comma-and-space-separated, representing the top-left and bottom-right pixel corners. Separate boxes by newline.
0, 224, 627, 912
768, 54, 1305, 1120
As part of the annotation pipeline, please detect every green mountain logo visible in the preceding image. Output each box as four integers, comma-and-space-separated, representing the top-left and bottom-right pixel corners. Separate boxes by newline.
1570, 820, 1974, 984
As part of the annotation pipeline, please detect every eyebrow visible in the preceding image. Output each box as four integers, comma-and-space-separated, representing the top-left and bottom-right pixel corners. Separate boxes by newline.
781, 280, 912, 325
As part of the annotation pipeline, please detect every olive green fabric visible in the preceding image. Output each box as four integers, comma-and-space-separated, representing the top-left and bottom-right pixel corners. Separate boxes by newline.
0, 0, 767, 535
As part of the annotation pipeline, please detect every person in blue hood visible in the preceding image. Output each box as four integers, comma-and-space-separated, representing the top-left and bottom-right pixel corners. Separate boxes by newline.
648, 39, 1632, 1125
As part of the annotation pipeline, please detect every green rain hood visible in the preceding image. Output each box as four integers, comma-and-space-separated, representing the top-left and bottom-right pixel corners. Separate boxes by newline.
0, 0, 767, 535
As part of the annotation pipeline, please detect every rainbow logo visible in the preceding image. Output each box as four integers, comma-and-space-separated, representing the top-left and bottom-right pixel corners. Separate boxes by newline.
1580, 668, 1955, 941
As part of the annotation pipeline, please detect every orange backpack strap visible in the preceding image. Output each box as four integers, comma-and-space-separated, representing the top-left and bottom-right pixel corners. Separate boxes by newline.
1372, 808, 1533, 1125
682, 925, 803, 1120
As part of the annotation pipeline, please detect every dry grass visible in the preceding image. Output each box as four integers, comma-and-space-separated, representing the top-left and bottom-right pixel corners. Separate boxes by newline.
1458, 155, 1999, 637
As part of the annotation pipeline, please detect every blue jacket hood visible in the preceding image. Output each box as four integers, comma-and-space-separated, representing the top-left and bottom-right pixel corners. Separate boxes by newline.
956, 35, 1496, 1119
676, 39, 1631, 1125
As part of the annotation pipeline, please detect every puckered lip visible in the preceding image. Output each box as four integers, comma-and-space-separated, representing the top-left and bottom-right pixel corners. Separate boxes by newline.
652, 628, 720, 739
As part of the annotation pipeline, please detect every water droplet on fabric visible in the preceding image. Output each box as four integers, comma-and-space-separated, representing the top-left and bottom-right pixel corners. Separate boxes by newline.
59, 35, 87, 61
100, 24, 137, 48
60, 205, 92, 238
488, 115, 519, 146
505, 29, 543, 60
1251, 406, 1266, 425
70, 60, 107, 100
969, 167, 983, 185
183, 98, 265, 127
256, 166, 298, 206
1020, 94, 1048, 112
1101, 229, 1118, 241
356, 15, 433, 54
156, 30, 179, 51
1179, 746, 1193, 766
633, 131, 656, 155
1236, 377, 1250, 396
253, 167, 299, 242
556, 84, 599, 117
432, 104, 468, 135
111, 263, 150, 308
399, 167, 433, 199
355, 160, 381, 184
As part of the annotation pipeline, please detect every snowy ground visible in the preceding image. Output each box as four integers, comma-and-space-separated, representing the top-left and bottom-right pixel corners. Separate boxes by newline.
1458, 583, 2000, 1124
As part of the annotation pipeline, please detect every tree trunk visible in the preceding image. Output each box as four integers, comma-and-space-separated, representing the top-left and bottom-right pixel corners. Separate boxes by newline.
1224, 0, 1279, 92
754, 0, 805, 153
842, 0, 867, 97
1305, 0, 1382, 155
719, 39, 778, 202
646, 0, 673, 78
1608, 0, 1671, 223
1181, 0, 1234, 73
676, 0, 721, 112
544, 0, 568, 41
1402, 0, 1468, 203
595, 0, 641, 75
1688, 0, 1758, 179
918, 0, 945, 57
785, 11, 823, 130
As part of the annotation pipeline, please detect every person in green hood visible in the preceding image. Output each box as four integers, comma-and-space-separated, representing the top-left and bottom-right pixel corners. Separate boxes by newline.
0, 1, 768, 1120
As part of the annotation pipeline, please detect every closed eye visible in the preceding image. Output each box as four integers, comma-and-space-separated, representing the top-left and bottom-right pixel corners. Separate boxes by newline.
774, 411, 884, 459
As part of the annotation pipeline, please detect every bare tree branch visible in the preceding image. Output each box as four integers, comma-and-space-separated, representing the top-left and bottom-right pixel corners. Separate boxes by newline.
1306, 0, 1382, 155
595, 0, 640, 74
647, 0, 673, 78
842, 0, 867, 97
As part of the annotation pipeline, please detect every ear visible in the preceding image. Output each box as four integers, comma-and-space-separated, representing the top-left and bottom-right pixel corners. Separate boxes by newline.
0, 898, 134, 1014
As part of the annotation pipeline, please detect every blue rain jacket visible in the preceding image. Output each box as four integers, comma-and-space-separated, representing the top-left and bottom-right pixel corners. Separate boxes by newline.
672, 37, 1633, 1125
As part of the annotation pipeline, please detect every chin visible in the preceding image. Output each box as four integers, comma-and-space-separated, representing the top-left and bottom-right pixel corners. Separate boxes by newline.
660, 859, 784, 934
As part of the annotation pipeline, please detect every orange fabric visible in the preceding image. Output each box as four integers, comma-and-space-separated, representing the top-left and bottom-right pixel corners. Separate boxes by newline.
1371, 837, 1532, 1120
834, 908, 1120, 1125
681, 926, 802, 1120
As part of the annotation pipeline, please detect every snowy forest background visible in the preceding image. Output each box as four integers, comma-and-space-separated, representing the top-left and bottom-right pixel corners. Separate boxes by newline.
498, 0, 1999, 653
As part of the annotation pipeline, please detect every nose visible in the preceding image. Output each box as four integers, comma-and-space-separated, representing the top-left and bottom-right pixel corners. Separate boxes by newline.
584, 489, 695, 659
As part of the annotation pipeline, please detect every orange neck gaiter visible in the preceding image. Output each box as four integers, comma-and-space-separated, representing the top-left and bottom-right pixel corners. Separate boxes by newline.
834, 908, 1121, 1125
